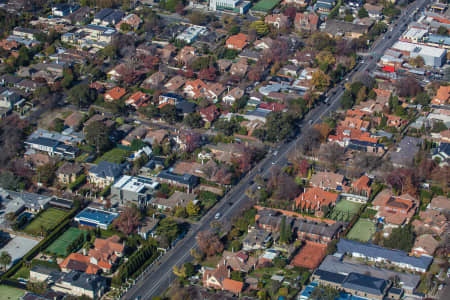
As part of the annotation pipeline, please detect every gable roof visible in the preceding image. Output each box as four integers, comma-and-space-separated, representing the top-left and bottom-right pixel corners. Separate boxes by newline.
342, 272, 388, 295
89, 161, 123, 179
222, 278, 244, 294
105, 86, 126, 100
226, 33, 248, 50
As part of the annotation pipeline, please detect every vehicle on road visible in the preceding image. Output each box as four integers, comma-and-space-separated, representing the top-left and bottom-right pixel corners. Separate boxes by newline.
214, 213, 221, 219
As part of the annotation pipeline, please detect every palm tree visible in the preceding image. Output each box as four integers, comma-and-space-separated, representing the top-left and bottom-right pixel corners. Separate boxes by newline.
0, 251, 12, 271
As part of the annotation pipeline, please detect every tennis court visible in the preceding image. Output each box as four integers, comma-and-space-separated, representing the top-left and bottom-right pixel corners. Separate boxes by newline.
329, 199, 362, 222
252, 0, 280, 12
24, 208, 68, 236
347, 218, 376, 242
0, 285, 26, 299
46, 227, 87, 256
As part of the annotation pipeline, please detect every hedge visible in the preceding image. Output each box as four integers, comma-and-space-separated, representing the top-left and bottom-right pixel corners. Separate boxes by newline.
68, 174, 86, 191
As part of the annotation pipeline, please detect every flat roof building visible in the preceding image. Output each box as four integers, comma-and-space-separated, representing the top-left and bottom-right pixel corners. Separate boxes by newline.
74, 207, 119, 230
111, 175, 159, 206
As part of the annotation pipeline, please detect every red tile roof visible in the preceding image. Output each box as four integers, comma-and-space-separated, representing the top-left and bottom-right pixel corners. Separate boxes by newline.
226, 33, 248, 50
295, 187, 339, 210
105, 87, 126, 100
222, 278, 244, 294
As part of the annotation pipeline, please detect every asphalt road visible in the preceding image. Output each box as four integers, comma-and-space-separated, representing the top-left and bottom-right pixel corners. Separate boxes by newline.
122, 1, 430, 299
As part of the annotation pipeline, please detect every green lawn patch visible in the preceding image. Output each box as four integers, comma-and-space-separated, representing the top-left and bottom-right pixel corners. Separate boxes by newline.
329, 199, 362, 222
0, 285, 26, 299
95, 148, 131, 164
347, 218, 376, 242
23, 208, 69, 236
46, 227, 87, 256
252, 0, 280, 12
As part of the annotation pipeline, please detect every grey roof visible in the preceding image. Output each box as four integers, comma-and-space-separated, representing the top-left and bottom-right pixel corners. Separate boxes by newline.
336, 239, 433, 270
314, 269, 346, 284
176, 101, 197, 114
89, 161, 123, 179
342, 272, 388, 295
157, 170, 198, 186
390, 136, 422, 166
94, 8, 114, 20
59, 270, 106, 292
318, 255, 421, 290
433, 142, 450, 156
294, 218, 343, 238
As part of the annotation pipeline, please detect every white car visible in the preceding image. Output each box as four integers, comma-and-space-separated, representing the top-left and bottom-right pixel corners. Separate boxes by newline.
214, 213, 221, 219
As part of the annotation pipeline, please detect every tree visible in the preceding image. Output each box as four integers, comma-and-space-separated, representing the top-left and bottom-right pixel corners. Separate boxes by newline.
383, 224, 415, 252
188, 11, 210, 25
84, 121, 111, 153
183, 113, 204, 128
310, 285, 340, 300
186, 200, 200, 217
396, 77, 422, 97
67, 84, 97, 108
341, 90, 355, 109
358, 7, 369, 18
36, 162, 57, 186
250, 20, 269, 35
61, 68, 74, 89
319, 143, 345, 171
0, 251, 11, 270
415, 92, 430, 105
52, 118, 65, 132
160, 104, 179, 124
198, 66, 217, 81
264, 112, 296, 142
409, 56, 425, 68
312, 70, 330, 91
196, 230, 224, 256
437, 26, 448, 36
283, 6, 297, 20
114, 206, 140, 235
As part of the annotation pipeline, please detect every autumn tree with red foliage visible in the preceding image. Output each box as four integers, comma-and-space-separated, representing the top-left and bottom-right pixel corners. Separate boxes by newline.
196, 230, 224, 256
114, 206, 140, 235
386, 168, 419, 196
283, 6, 297, 20
298, 160, 310, 177
198, 67, 217, 81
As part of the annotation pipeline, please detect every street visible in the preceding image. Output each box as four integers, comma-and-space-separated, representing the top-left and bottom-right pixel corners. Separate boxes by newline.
122, 0, 430, 298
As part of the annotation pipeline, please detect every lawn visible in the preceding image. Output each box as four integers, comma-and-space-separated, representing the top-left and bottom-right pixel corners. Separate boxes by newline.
252, 0, 280, 12
95, 148, 131, 164
0, 285, 26, 299
329, 199, 362, 222
46, 227, 87, 256
23, 208, 68, 236
347, 218, 376, 242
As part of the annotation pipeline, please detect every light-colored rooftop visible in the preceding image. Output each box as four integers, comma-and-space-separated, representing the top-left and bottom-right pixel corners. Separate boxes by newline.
113, 175, 159, 193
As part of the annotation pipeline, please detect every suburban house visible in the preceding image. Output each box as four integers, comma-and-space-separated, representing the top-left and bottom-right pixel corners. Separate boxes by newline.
200, 105, 220, 125
152, 191, 198, 211
412, 209, 448, 237
156, 171, 199, 193
294, 218, 343, 244
372, 190, 418, 225
309, 171, 345, 191
141, 71, 166, 89
431, 85, 449, 105
265, 14, 290, 29
24, 136, 78, 159
221, 251, 257, 273
429, 195, 450, 211
52, 4, 79, 16
431, 142, 450, 166
116, 13, 142, 30
411, 234, 439, 257
138, 216, 160, 240
56, 162, 83, 184
223, 87, 245, 104
294, 12, 319, 32
202, 263, 244, 295
323, 20, 369, 39
349, 175, 372, 200
111, 175, 159, 206
312, 269, 396, 300
88, 161, 124, 189
295, 187, 340, 212
104, 87, 126, 102
336, 239, 433, 273
30, 267, 107, 299
226, 33, 248, 51
242, 227, 272, 251
125, 91, 150, 108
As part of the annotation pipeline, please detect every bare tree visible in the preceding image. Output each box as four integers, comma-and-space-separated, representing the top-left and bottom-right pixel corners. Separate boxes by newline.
318, 143, 345, 171
196, 230, 224, 257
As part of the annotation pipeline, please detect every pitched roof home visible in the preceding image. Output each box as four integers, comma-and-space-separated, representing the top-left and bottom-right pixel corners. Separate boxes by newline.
88, 161, 124, 188
429, 195, 450, 211
222, 278, 244, 295
217, 59, 232, 72
259, 102, 287, 112
141, 71, 166, 89
294, 12, 319, 32
373, 88, 392, 102
411, 234, 439, 257
372, 190, 418, 225
221, 251, 257, 273
310, 171, 345, 191
207, 83, 226, 101
175, 46, 196, 65
116, 13, 142, 30
164, 75, 186, 91
200, 105, 220, 123
265, 14, 290, 29
183, 79, 208, 99
431, 85, 450, 105
324, 19, 369, 39
104, 86, 126, 101
254, 37, 274, 50
295, 187, 339, 211
125, 91, 150, 108
203, 263, 229, 290
64, 111, 85, 128
229, 58, 248, 77
88, 235, 124, 272
412, 209, 448, 236
351, 175, 371, 198
158, 44, 177, 63
60, 253, 101, 275
144, 129, 168, 145
226, 33, 248, 51
223, 87, 245, 104
340, 116, 370, 131
57, 162, 83, 184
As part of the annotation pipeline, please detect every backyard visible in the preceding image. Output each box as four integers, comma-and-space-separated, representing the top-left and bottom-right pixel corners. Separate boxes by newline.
46, 227, 87, 257
329, 199, 362, 222
23, 208, 69, 236
95, 147, 131, 164
347, 218, 377, 242
0, 285, 26, 299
